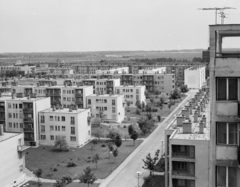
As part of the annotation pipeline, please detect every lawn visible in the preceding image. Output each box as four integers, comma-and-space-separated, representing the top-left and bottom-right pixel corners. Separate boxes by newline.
26, 140, 142, 180
23, 181, 99, 187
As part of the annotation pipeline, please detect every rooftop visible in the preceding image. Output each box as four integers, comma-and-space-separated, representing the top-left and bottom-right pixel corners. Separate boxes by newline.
0, 132, 20, 142
0, 96, 49, 102
88, 94, 123, 98
186, 66, 205, 71
116, 85, 145, 88
41, 107, 89, 114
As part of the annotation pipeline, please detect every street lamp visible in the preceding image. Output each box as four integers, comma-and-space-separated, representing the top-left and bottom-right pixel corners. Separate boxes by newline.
161, 140, 164, 157
137, 171, 141, 187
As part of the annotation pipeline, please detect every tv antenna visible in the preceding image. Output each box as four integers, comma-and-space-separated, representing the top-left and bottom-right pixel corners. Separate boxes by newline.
198, 7, 236, 24
219, 11, 227, 24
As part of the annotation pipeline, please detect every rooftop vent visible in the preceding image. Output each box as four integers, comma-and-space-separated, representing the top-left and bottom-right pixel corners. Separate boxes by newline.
182, 120, 192, 134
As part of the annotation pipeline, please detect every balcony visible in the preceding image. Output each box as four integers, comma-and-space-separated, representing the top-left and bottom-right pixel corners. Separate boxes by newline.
172, 170, 195, 177
24, 117, 33, 122
76, 100, 83, 104
0, 108, 5, 112
172, 152, 195, 160
23, 127, 34, 132
24, 137, 34, 141
75, 93, 83, 97
0, 117, 5, 121
17, 145, 30, 152
23, 108, 33, 113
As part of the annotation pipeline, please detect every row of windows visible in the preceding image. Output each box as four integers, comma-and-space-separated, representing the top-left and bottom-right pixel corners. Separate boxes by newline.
8, 103, 23, 109
41, 125, 75, 134
96, 106, 116, 113
63, 97, 75, 102
9, 122, 23, 128
42, 116, 75, 124
40, 135, 76, 141
8, 113, 23, 118
216, 78, 238, 100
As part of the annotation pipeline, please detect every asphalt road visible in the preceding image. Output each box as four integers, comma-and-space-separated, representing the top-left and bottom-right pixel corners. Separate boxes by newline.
99, 90, 197, 187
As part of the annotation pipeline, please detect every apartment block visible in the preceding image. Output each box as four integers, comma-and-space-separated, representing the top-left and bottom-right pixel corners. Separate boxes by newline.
209, 25, 240, 187
184, 66, 206, 89
0, 95, 51, 146
96, 67, 129, 74
115, 85, 146, 108
0, 128, 29, 187
39, 107, 91, 148
165, 88, 210, 187
82, 78, 120, 94
86, 94, 125, 123
0, 65, 35, 75
138, 67, 166, 74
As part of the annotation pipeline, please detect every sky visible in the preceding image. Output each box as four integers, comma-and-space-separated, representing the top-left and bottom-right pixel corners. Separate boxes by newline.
0, 0, 240, 53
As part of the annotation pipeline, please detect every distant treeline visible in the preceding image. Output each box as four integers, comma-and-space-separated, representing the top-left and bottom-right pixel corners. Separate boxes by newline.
132, 57, 203, 63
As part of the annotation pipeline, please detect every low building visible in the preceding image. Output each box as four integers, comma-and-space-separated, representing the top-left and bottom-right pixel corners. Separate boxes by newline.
0, 128, 29, 187
87, 94, 125, 123
39, 107, 91, 148
165, 88, 210, 187
96, 67, 129, 74
184, 66, 206, 89
138, 67, 166, 74
0, 65, 35, 75
115, 85, 146, 107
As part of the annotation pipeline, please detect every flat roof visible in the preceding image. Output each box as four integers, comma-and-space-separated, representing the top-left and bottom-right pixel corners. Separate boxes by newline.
88, 94, 123, 98
41, 108, 89, 114
0, 132, 20, 142
0, 96, 48, 102
168, 97, 210, 141
116, 85, 145, 88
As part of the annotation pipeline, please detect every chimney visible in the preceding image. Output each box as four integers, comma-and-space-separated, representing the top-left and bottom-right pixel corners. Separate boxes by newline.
177, 115, 185, 127
194, 111, 198, 122
0, 125, 4, 136
199, 121, 204, 134
182, 108, 190, 119
202, 115, 207, 127
182, 120, 192, 134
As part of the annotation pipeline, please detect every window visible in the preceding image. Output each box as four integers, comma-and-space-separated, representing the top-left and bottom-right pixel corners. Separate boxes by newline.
117, 89, 120, 94
216, 122, 237, 145
136, 95, 139, 100
70, 136, 76, 141
8, 113, 12, 118
50, 116, 53, 121
88, 99, 91, 105
112, 107, 115, 113
40, 135, 46, 140
104, 107, 107, 111
136, 89, 139, 94
16, 113, 18, 118
62, 126, 66, 131
58, 126, 60, 131
217, 166, 237, 187
16, 123, 18, 128
20, 123, 23, 128
55, 126, 57, 131
62, 116, 65, 121
112, 100, 115, 106
40, 116, 45, 123
50, 126, 54, 131
50, 135, 54, 140
63, 97, 66, 101
8, 103, 11, 108
216, 78, 238, 100
19, 104, 22, 109
13, 113, 15, 118
41, 125, 45, 133
9, 122, 12, 128
71, 127, 75, 134
70, 117, 75, 124
104, 99, 107, 103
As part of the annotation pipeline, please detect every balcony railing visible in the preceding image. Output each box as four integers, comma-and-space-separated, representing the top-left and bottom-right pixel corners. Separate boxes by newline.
23, 108, 33, 113
23, 127, 34, 132
172, 170, 195, 177
0, 108, 5, 112
17, 145, 30, 152
24, 117, 33, 122
75, 93, 83, 97
0, 117, 5, 121
24, 137, 34, 141
172, 152, 195, 159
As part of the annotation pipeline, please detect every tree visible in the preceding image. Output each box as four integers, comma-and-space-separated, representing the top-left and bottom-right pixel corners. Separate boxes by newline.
79, 167, 97, 187
156, 98, 164, 114
146, 112, 152, 120
106, 128, 121, 141
54, 176, 72, 187
126, 101, 131, 111
92, 153, 101, 169
135, 100, 141, 109
112, 149, 118, 162
130, 130, 139, 145
91, 117, 102, 127
170, 89, 181, 101
138, 117, 154, 135
34, 168, 43, 187
114, 135, 122, 149
108, 142, 114, 158
98, 110, 106, 122
142, 149, 160, 176
54, 136, 68, 151
136, 108, 141, 115
157, 115, 161, 122
180, 85, 189, 93
145, 104, 152, 112
128, 124, 134, 135
92, 128, 104, 142
154, 90, 161, 95
141, 101, 145, 110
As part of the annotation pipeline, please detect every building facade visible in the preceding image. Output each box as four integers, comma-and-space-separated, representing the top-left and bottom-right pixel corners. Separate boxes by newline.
209, 24, 240, 187
184, 66, 206, 89
86, 94, 125, 123
39, 107, 91, 148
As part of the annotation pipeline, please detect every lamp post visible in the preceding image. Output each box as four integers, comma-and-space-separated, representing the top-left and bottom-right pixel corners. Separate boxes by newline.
137, 171, 141, 187
161, 140, 164, 157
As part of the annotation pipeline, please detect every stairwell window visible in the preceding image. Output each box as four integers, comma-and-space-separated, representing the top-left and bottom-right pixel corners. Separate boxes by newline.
216, 78, 238, 100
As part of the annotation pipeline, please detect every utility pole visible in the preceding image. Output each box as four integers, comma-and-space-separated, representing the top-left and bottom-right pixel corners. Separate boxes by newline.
198, 7, 236, 24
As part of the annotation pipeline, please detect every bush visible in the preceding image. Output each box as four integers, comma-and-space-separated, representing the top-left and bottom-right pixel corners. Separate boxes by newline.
136, 108, 141, 115
101, 144, 106, 147
92, 139, 98, 144
67, 161, 77, 167
53, 168, 58, 172
123, 125, 126, 128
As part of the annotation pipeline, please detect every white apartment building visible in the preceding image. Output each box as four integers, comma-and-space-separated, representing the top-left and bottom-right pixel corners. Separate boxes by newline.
0, 65, 36, 75
115, 85, 146, 108
87, 94, 125, 123
96, 67, 129, 74
39, 107, 91, 148
184, 66, 206, 89
165, 88, 210, 187
0, 95, 51, 146
0, 129, 29, 187
138, 67, 166, 74
82, 78, 120, 94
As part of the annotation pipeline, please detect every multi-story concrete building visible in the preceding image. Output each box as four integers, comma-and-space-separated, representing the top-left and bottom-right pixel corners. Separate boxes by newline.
96, 67, 129, 74
184, 66, 206, 89
138, 67, 166, 74
0, 65, 35, 76
0, 128, 29, 187
35, 67, 74, 77
209, 24, 240, 187
202, 48, 210, 63
39, 107, 91, 148
82, 78, 120, 94
0, 95, 51, 146
165, 88, 210, 187
115, 85, 146, 108
86, 94, 125, 123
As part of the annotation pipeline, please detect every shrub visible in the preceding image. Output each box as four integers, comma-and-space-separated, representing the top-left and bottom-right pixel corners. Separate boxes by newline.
123, 125, 126, 128
101, 144, 106, 147
67, 161, 77, 167
92, 139, 98, 144
53, 168, 58, 172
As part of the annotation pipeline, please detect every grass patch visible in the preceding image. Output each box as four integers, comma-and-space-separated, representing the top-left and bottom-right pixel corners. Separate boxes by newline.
26, 140, 142, 180
24, 181, 99, 187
